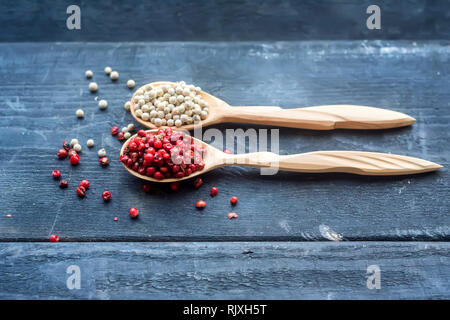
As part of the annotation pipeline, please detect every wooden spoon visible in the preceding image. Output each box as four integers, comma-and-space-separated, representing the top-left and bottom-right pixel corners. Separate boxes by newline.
120, 131, 442, 183
130, 81, 416, 130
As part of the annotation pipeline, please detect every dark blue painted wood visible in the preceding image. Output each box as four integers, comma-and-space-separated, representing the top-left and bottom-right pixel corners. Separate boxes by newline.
0, 0, 449, 42
0, 41, 448, 241
0, 242, 448, 299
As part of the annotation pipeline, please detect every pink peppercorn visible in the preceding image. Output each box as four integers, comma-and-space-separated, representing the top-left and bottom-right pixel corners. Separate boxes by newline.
57, 148, 68, 159
129, 208, 139, 218
52, 170, 61, 179
193, 177, 203, 189
111, 126, 119, 135
69, 154, 80, 165
49, 234, 59, 242
59, 180, 68, 188
230, 196, 238, 205
76, 186, 86, 197
99, 156, 109, 166
195, 200, 206, 209
227, 212, 238, 219
79, 179, 90, 189
170, 182, 179, 191
210, 187, 218, 197
102, 190, 111, 201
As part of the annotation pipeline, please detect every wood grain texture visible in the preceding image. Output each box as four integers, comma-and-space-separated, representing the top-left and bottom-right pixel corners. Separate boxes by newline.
0, 0, 449, 41
0, 41, 448, 241
0, 242, 448, 299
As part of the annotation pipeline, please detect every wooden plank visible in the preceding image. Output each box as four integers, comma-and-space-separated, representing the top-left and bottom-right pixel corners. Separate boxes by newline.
0, 0, 449, 41
0, 242, 448, 299
0, 41, 448, 241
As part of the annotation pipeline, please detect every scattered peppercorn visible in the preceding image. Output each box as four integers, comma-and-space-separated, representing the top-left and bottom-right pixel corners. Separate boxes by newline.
76, 186, 86, 197
69, 154, 80, 165
73, 143, 82, 153
89, 82, 98, 92
52, 170, 61, 179
193, 177, 203, 189
170, 181, 179, 191
98, 148, 106, 158
210, 187, 218, 197
124, 101, 131, 112
99, 156, 109, 166
76, 109, 84, 118
127, 79, 135, 88
70, 138, 79, 146
86, 139, 95, 148
59, 180, 68, 188
227, 212, 238, 219
195, 200, 206, 209
98, 99, 108, 110
79, 179, 90, 189
230, 196, 238, 205
110, 71, 119, 81
85, 70, 93, 78
142, 184, 151, 193
111, 126, 119, 135
49, 234, 60, 242
62, 141, 71, 151
102, 190, 111, 201
129, 207, 139, 218
104, 66, 112, 74
57, 148, 68, 159
117, 132, 125, 141
68, 149, 77, 157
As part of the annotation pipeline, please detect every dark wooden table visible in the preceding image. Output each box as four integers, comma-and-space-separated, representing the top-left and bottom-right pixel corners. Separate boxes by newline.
0, 40, 449, 299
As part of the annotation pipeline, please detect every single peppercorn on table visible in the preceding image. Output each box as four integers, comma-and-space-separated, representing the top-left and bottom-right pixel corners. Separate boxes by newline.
0, 40, 449, 299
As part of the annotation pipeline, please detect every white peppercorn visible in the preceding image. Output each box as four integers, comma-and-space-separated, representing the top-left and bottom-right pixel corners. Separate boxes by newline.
76, 109, 84, 118
85, 70, 93, 78
70, 138, 79, 146
127, 79, 135, 88
89, 82, 98, 92
73, 143, 82, 152
124, 132, 131, 139
127, 123, 135, 132
98, 148, 106, 157
124, 101, 131, 111
121, 127, 128, 133
98, 99, 108, 110
104, 66, 112, 74
110, 71, 119, 81
86, 139, 94, 147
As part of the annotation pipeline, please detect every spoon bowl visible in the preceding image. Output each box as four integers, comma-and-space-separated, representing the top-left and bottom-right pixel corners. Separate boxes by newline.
120, 130, 442, 183
120, 129, 225, 183
130, 81, 416, 130
130, 81, 225, 131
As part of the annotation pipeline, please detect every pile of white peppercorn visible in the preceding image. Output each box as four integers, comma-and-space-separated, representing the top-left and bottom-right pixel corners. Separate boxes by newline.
130, 81, 209, 127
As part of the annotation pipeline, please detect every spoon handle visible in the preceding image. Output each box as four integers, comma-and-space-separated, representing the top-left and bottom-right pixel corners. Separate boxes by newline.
222, 105, 415, 130
225, 151, 441, 175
